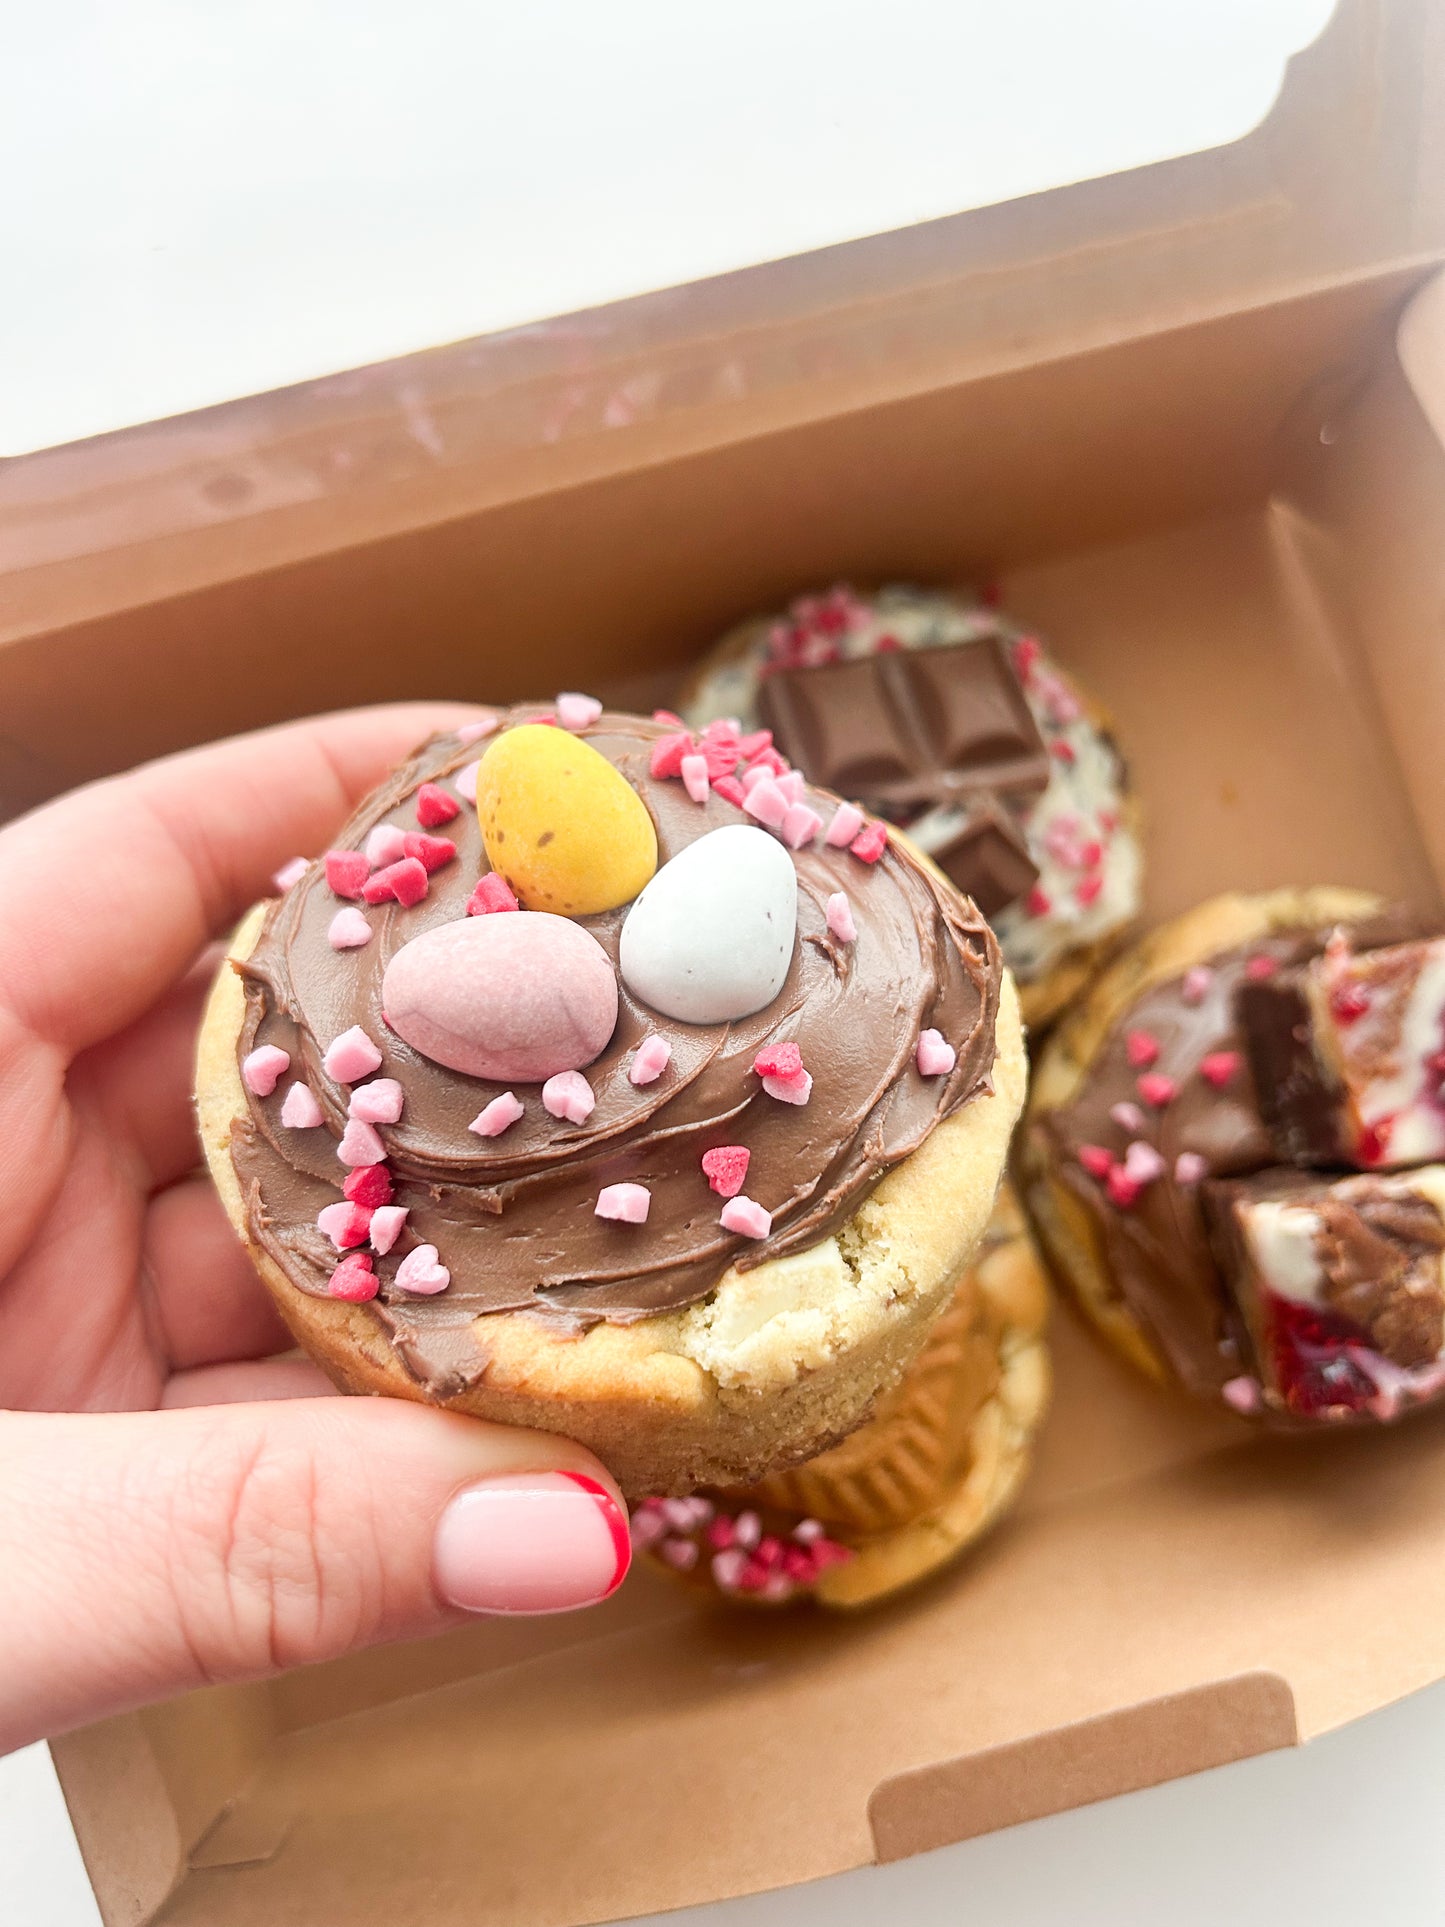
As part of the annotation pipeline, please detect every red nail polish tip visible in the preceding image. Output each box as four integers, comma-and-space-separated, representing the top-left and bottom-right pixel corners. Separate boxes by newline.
560, 1471, 632, 1594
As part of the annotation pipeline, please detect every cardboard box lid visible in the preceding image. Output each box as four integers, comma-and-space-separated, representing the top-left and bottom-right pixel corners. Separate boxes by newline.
3, 0, 1443, 651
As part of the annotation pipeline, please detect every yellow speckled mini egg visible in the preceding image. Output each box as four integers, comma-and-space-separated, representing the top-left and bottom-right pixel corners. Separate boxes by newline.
476, 723, 658, 916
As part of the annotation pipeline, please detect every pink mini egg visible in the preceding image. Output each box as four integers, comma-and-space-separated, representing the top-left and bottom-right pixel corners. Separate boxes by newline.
382, 911, 618, 1083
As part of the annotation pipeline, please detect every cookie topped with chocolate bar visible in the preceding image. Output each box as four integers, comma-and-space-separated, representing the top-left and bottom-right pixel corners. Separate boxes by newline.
1022, 888, 1445, 1427
683, 584, 1142, 1028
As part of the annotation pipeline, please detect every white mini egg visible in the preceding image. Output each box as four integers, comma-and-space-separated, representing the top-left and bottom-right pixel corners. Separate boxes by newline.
618, 825, 798, 1023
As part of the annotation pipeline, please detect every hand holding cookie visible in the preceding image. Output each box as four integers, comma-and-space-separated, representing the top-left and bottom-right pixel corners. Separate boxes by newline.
0, 708, 633, 1757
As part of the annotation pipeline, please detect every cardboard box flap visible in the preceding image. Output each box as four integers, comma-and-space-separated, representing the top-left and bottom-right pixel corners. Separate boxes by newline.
56, 1311, 1445, 1927
4, 0, 1444, 650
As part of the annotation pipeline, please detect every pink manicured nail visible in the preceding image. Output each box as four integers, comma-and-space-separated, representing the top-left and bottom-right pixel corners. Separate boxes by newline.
434, 1471, 630, 1615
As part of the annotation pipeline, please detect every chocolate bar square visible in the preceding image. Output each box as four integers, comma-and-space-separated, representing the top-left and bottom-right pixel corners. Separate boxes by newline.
758, 638, 1049, 814
1239, 935, 1445, 1170
926, 801, 1040, 918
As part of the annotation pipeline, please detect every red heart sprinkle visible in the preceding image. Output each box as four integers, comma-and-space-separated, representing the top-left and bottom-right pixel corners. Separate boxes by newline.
701, 1145, 751, 1197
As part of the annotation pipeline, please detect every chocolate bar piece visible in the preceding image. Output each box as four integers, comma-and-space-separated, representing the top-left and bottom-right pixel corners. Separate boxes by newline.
1239, 934, 1445, 1170
924, 800, 1040, 918
1205, 1166, 1445, 1417
757, 638, 1050, 814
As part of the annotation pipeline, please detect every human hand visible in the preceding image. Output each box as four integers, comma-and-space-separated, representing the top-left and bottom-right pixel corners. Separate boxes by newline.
0, 707, 630, 1755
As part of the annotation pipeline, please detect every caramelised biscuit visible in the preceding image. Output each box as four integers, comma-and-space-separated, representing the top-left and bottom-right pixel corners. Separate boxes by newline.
633, 1184, 1050, 1607
681, 583, 1143, 1031
1021, 887, 1445, 1427
198, 704, 1028, 1496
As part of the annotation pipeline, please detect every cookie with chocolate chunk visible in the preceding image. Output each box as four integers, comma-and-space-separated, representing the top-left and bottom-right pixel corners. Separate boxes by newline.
682, 584, 1143, 1030
197, 705, 1027, 1497
1020, 887, 1445, 1426
634, 1183, 1049, 1607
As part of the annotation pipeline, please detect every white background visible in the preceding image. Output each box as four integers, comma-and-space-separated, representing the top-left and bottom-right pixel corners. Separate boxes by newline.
12, 2, 1445, 1923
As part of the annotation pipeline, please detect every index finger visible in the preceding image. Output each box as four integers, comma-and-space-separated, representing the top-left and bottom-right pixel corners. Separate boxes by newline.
0, 702, 487, 1059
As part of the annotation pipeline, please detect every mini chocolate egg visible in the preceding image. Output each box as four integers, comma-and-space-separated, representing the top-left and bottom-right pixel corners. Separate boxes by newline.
382, 912, 618, 1082
618, 825, 797, 1024
476, 723, 657, 916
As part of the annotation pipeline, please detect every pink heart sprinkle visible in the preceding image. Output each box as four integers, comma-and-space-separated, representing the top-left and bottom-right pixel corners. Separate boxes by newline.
327, 1254, 378, 1301
743, 777, 790, 829
825, 892, 856, 943
364, 823, 407, 869
317, 1201, 373, 1251
720, 1195, 772, 1239
241, 1045, 290, 1096
457, 715, 500, 744
596, 1182, 651, 1224
368, 1204, 409, 1255
628, 1034, 672, 1085
394, 1244, 451, 1295
454, 759, 482, 801
280, 1082, 324, 1129
271, 855, 309, 894
415, 782, 461, 828
556, 692, 603, 731
825, 802, 865, 848
324, 849, 370, 899
661, 1538, 699, 1571
1181, 965, 1214, 1006
1110, 1101, 1146, 1133
1137, 1072, 1178, 1108
916, 1029, 957, 1077
781, 803, 823, 849
542, 1070, 596, 1125
711, 1547, 750, 1591
1123, 1140, 1167, 1185
762, 1068, 812, 1105
849, 821, 888, 864
337, 1118, 387, 1167
323, 1025, 383, 1083
1125, 1030, 1160, 1068
740, 762, 772, 794
469, 1092, 524, 1138
328, 907, 373, 950
362, 856, 429, 906
349, 1078, 405, 1124
1200, 1051, 1241, 1090
1175, 1151, 1209, 1185
776, 770, 806, 805
680, 752, 711, 804
1222, 1375, 1263, 1414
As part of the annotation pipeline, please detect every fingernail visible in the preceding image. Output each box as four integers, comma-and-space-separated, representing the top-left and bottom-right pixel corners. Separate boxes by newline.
433, 1471, 630, 1615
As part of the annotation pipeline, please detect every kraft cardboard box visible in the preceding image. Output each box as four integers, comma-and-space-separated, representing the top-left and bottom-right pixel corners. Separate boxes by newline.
6, 2, 1445, 1921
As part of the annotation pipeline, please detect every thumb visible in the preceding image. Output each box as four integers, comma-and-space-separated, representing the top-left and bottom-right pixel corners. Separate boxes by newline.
0, 1398, 630, 1753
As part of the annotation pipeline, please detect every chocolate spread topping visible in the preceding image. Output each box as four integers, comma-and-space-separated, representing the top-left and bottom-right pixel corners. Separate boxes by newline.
1038, 910, 1427, 1402
230, 710, 1002, 1395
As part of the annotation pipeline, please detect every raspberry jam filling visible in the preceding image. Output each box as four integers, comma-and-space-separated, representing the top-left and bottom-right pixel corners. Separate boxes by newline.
1265, 1292, 1377, 1417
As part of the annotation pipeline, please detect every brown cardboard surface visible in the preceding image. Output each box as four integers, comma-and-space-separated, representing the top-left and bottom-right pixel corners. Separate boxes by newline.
25, 4, 1445, 1922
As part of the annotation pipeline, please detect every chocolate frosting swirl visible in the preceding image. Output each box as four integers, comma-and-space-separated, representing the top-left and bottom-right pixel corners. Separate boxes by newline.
230, 710, 1001, 1393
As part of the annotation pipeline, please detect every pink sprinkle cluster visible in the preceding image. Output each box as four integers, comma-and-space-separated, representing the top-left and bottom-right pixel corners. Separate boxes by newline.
762, 584, 868, 671
647, 717, 884, 865
318, 1145, 449, 1299
631, 1494, 854, 1601
318, 815, 458, 922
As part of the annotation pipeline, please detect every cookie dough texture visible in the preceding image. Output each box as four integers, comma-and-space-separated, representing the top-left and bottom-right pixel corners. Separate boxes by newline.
1021, 887, 1381, 1383
199, 904, 1027, 1498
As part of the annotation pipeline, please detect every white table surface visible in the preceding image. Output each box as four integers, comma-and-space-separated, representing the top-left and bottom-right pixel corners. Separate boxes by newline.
15, 2, 1444, 1922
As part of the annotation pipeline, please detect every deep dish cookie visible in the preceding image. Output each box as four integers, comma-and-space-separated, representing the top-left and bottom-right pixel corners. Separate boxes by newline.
198, 705, 1026, 1496
683, 584, 1142, 1030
